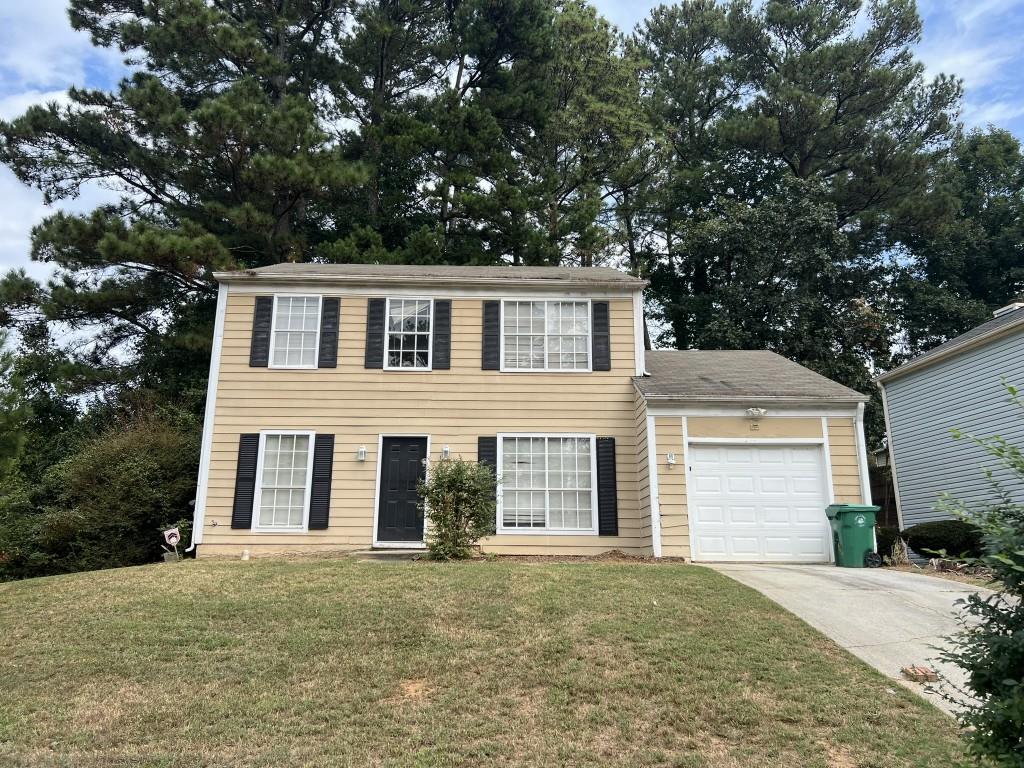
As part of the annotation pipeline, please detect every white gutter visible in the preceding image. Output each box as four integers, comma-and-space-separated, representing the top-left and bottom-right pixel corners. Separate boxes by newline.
854, 402, 873, 505
186, 282, 228, 553
213, 270, 647, 292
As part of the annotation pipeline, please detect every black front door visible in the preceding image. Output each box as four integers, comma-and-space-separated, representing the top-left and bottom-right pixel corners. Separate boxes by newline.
377, 437, 428, 542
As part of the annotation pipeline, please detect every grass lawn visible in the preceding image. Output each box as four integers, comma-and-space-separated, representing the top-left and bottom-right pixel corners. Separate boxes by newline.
0, 558, 964, 767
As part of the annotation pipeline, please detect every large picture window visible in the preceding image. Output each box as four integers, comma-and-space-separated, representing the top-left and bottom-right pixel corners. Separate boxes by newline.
255, 432, 313, 530
499, 435, 596, 532
502, 300, 590, 371
270, 296, 321, 368
386, 298, 433, 369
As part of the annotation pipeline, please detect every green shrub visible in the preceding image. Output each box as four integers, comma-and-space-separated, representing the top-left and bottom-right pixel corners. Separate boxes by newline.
875, 526, 901, 560
939, 384, 1024, 765
0, 410, 199, 580
419, 457, 496, 561
902, 519, 984, 558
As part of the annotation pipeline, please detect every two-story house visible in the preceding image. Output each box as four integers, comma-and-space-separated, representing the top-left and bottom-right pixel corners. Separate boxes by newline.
190, 264, 872, 561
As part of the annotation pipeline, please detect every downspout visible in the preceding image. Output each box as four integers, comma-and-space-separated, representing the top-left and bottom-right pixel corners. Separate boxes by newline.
186, 282, 229, 554
854, 401, 873, 506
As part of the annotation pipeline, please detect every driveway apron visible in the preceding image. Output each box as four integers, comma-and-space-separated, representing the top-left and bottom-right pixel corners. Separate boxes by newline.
708, 563, 991, 715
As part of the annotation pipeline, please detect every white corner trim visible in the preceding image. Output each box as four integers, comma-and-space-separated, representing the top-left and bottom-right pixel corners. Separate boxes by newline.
821, 416, 836, 506
633, 289, 645, 376
188, 283, 228, 550
878, 384, 904, 530
645, 415, 662, 558
854, 402, 873, 506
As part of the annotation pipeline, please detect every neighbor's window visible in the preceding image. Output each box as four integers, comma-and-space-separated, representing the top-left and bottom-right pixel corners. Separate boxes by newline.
271, 296, 321, 367
256, 433, 312, 530
499, 436, 595, 531
502, 300, 590, 371
386, 298, 432, 369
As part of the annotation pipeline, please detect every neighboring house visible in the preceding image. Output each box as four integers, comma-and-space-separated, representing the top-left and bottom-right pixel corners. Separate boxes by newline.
190, 264, 871, 562
876, 303, 1024, 530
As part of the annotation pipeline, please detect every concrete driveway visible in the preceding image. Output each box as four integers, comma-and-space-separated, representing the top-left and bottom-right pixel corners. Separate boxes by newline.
709, 563, 991, 715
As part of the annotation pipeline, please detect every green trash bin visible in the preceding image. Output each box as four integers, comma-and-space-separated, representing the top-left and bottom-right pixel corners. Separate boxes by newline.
825, 504, 882, 568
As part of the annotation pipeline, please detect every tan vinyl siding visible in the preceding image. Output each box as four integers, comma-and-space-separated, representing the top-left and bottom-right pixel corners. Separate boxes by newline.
654, 417, 688, 558
687, 416, 823, 440
202, 292, 647, 557
828, 417, 863, 504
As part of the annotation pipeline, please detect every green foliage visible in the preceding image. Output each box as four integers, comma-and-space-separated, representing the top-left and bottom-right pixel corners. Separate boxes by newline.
418, 458, 496, 560
0, 407, 200, 580
902, 519, 984, 559
939, 386, 1024, 765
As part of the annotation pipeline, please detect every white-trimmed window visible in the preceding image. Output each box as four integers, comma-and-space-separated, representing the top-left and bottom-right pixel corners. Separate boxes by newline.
270, 296, 321, 368
386, 298, 433, 369
254, 432, 314, 530
498, 435, 596, 533
502, 300, 590, 371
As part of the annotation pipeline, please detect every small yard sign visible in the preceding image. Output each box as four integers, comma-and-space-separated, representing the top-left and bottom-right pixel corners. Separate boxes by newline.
163, 528, 181, 547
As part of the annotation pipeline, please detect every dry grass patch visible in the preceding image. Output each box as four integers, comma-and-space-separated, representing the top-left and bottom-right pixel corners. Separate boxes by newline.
0, 558, 964, 767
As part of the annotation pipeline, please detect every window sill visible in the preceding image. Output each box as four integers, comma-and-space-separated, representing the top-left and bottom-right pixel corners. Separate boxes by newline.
250, 527, 311, 534
497, 368, 595, 374
494, 528, 598, 536
267, 364, 319, 370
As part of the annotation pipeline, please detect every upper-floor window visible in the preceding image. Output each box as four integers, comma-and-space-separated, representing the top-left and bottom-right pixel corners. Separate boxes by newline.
502, 300, 590, 372
270, 296, 322, 368
386, 298, 433, 370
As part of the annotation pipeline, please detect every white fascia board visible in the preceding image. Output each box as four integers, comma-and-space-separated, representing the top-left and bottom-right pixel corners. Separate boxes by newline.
188, 282, 228, 549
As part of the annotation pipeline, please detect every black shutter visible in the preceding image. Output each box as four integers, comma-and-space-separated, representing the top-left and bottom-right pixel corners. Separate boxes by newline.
482, 300, 500, 370
317, 297, 340, 368
478, 436, 498, 499
596, 437, 618, 536
592, 301, 611, 372
231, 434, 260, 529
249, 296, 274, 367
433, 300, 451, 370
364, 298, 386, 369
308, 434, 334, 530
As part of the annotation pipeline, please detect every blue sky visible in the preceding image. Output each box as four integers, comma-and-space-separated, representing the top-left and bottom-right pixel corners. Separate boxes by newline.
2, 0, 1023, 279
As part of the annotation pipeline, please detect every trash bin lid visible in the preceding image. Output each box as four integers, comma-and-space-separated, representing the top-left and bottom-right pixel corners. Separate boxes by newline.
826, 504, 881, 517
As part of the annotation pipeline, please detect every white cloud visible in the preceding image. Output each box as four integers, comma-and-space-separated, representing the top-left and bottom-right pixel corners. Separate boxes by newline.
962, 99, 1024, 128
0, 89, 70, 121
0, 1, 124, 92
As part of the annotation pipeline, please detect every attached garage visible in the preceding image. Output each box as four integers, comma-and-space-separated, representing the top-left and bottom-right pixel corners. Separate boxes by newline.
687, 443, 831, 562
636, 351, 872, 563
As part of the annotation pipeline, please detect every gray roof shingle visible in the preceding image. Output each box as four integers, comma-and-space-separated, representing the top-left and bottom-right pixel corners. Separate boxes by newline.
215, 263, 644, 286
635, 350, 866, 403
876, 305, 1024, 383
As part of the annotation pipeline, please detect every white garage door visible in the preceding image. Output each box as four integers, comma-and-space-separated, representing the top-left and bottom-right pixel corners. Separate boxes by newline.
688, 443, 832, 562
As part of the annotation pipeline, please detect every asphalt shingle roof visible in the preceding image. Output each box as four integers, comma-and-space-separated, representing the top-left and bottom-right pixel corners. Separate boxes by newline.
218, 263, 644, 286
635, 350, 866, 403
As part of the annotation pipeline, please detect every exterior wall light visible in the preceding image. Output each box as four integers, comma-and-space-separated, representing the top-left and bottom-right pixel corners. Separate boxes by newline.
746, 407, 768, 419
666, 452, 677, 466
356, 446, 367, 461
441, 445, 451, 458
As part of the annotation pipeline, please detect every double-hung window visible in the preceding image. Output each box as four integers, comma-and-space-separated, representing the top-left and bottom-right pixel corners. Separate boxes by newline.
502, 300, 590, 371
254, 432, 314, 531
270, 296, 322, 368
386, 298, 433, 369
498, 435, 596, 533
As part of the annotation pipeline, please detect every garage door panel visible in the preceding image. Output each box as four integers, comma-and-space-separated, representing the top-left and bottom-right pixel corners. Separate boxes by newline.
688, 443, 831, 563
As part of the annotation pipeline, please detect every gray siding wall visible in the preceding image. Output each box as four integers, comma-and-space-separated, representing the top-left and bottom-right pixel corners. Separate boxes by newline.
885, 327, 1024, 528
